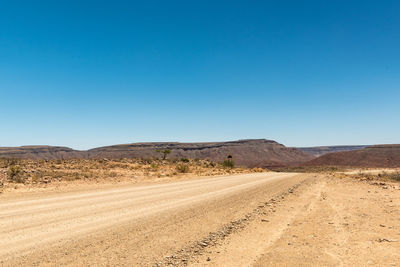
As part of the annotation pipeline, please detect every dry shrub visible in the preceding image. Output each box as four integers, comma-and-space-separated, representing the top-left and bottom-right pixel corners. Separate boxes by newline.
359, 172, 400, 182
108, 171, 118, 178
221, 159, 235, 169
180, 158, 190, 163
8, 165, 25, 183
176, 164, 190, 173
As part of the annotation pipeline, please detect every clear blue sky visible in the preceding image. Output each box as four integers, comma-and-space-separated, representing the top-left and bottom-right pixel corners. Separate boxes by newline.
1, 0, 399, 150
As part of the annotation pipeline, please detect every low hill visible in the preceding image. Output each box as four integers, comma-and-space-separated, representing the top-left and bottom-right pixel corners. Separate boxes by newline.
0, 146, 84, 160
296, 145, 368, 157
304, 145, 400, 168
0, 139, 314, 168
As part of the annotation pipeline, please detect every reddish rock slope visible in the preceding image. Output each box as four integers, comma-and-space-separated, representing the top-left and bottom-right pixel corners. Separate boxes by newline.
304, 145, 400, 167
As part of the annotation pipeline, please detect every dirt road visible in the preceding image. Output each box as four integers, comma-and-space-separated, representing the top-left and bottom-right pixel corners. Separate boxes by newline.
0, 172, 303, 266
1, 172, 399, 266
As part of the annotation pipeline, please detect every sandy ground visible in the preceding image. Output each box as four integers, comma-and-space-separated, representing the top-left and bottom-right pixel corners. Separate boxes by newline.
194, 176, 400, 267
0, 172, 399, 266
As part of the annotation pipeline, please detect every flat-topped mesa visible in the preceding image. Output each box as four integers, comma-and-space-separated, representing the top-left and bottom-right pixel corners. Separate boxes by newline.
87, 139, 312, 168
91, 139, 279, 149
0, 139, 313, 168
0, 146, 83, 160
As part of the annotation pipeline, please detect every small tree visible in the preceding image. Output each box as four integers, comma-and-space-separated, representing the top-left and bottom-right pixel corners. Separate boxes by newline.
156, 149, 171, 160
222, 155, 235, 168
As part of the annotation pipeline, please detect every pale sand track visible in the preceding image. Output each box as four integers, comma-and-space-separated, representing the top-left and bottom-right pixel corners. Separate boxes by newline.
0, 172, 301, 266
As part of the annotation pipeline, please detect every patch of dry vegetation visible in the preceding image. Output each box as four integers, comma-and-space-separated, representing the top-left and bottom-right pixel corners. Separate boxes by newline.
272, 165, 351, 173
0, 158, 261, 191
272, 165, 400, 185
340, 170, 400, 182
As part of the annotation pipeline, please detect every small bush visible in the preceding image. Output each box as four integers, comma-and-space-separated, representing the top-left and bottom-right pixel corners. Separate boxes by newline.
222, 159, 235, 169
151, 163, 159, 169
31, 172, 44, 183
141, 158, 153, 164
392, 173, 400, 181
1, 158, 20, 168
176, 164, 190, 173
108, 171, 118, 178
180, 158, 190, 163
8, 165, 25, 183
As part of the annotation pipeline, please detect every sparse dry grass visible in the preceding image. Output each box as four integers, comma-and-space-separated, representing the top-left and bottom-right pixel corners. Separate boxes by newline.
271, 165, 400, 183
341, 171, 400, 182
0, 158, 260, 190
272, 165, 352, 173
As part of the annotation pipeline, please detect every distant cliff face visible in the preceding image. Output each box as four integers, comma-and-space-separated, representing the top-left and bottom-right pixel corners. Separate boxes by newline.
296, 145, 368, 157
0, 139, 314, 168
304, 145, 400, 167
